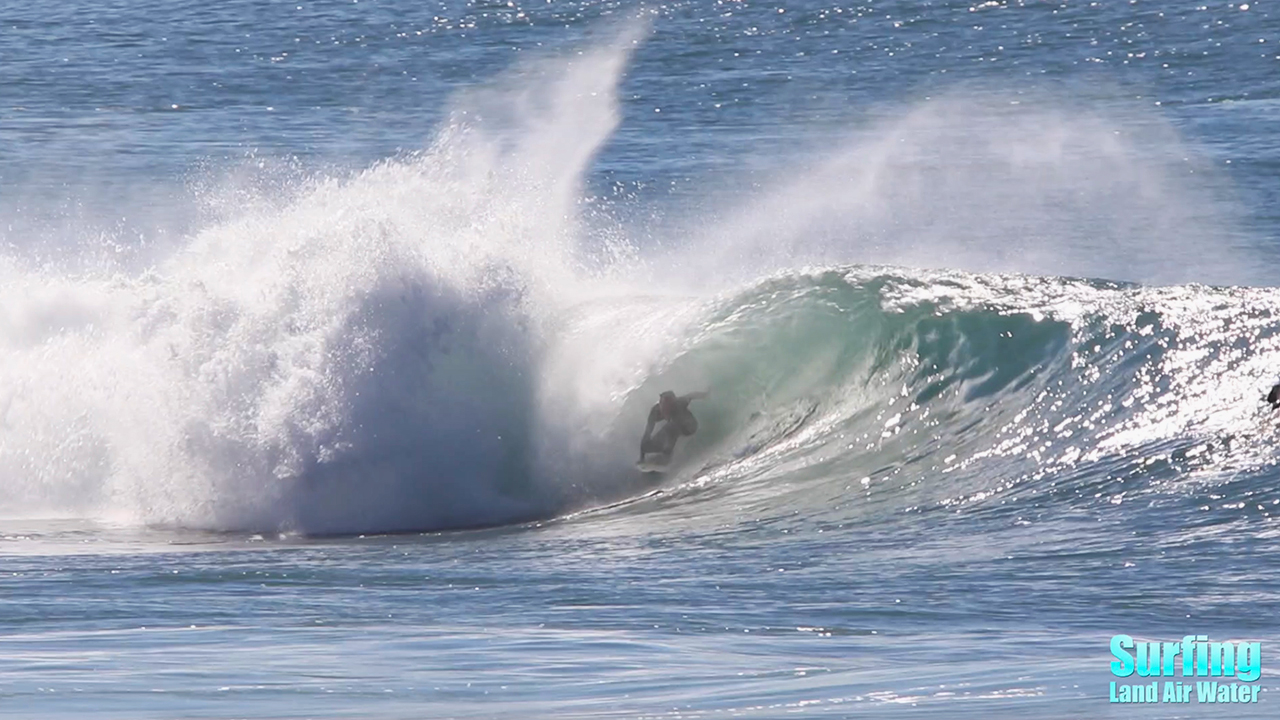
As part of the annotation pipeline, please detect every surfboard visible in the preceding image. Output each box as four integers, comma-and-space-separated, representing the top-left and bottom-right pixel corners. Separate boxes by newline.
636, 454, 671, 473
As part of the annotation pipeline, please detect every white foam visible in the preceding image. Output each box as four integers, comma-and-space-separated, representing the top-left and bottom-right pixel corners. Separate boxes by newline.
0, 25, 662, 534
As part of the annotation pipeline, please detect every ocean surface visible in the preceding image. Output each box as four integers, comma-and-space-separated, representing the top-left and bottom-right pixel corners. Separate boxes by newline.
2, 0, 1280, 717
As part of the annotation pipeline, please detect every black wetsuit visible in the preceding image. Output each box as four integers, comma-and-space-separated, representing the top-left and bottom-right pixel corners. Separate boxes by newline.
641, 398, 699, 457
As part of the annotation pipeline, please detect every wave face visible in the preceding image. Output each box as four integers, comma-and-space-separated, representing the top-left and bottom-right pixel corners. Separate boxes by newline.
628, 270, 1280, 532
2, 27, 1273, 537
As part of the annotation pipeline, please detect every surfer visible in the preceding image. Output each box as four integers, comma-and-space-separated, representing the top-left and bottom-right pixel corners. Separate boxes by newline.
639, 390, 709, 464
1268, 382, 1280, 409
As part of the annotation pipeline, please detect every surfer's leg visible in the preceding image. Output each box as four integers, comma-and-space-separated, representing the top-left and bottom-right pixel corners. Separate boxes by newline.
658, 426, 680, 456
642, 425, 675, 457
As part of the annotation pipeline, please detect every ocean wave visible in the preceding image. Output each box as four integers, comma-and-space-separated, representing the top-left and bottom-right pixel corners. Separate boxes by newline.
626, 268, 1280, 531
2, 23, 1272, 537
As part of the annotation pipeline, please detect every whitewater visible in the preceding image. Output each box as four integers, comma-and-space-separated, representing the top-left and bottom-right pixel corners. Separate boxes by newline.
2, 1, 1278, 718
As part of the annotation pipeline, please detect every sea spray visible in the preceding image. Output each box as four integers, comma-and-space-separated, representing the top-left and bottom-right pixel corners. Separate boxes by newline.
0, 26, 652, 534
670, 89, 1240, 289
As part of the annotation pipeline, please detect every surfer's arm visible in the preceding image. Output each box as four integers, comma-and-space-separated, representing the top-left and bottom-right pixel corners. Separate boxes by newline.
681, 391, 710, 402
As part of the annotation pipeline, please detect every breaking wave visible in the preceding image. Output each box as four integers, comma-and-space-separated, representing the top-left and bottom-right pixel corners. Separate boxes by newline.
2, 25, 1270, 536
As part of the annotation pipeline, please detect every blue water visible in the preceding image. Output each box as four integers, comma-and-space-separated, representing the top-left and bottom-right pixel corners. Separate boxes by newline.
3, 1, 1280, 717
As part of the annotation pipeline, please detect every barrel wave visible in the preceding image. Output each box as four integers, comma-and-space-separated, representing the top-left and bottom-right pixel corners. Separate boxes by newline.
629, 270, 1280, 536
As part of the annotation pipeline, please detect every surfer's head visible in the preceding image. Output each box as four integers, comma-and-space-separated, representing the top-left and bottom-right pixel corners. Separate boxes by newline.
659, 391, 677, 415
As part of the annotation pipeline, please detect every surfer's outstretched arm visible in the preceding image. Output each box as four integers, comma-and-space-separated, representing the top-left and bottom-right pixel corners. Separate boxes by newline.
681, 390, 710, 402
